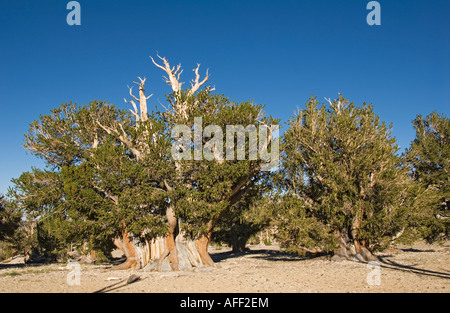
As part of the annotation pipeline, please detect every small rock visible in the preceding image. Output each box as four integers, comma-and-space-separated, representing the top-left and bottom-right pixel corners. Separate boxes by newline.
127, 274, 140, 284
331, 254, 347, 262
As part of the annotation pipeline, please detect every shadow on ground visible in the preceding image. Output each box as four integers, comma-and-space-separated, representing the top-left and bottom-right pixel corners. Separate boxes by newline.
210, 247, 323, 263
378, 256, 450, 280
0, 263, 26, 271
93, 274, 142, 293
211, 246, 450, 280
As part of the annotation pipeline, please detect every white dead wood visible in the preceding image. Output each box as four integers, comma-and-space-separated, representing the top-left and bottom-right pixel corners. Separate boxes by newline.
149, 53, 212, 120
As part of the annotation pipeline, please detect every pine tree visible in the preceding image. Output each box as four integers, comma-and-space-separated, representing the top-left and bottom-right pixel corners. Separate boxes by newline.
8, 168, 65, 260
279, 95, 410, 260
0, 194, 21, 243
94, 55, 279, 270
15, 101, 170, 266
405, 112, 449, 242
0, 194, 22, 260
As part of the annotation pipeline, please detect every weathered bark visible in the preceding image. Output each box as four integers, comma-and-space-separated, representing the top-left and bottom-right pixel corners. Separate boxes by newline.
195, 233, 214, 266
143, 234, 206, 272
157, 206, 179, 271
353, 240, 378, 261
142, 218, 216, 272
150, 236, 165, 260
195, 219, 217, 266
351, 208, 377, 261
112, 229, 211, 272
332, 229, 378, 262
112, 228, 139, 270
333, 230, 350, 260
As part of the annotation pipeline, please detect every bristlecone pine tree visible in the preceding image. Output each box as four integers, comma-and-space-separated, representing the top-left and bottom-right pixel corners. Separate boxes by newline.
16, 100, 170, 267
9, 168, 69, 261
0, 194, 21, 245
405, 112, 449, 242
15, 55, 278, 271
278, 95, 410, 261
114, 55, 278, 271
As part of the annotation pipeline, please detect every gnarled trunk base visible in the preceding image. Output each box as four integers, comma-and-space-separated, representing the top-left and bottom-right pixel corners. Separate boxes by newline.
112, 214, 216, 271
144, 217, 216, 271
112, 232, 215, 272
112, 230, 140, 270
195, 234, 214, 266
332, 230, 378, 262
143, 235, 211, 271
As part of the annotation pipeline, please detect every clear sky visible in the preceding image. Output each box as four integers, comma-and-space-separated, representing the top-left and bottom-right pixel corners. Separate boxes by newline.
0, 0, 448, 195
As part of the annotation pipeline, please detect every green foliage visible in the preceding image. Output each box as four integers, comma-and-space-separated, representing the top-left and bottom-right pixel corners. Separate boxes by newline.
278, 95, 410, 254
212, 193, 275, 252
12, 85, 279, 260
0, 194, 22, 260
166, 89, 279, 239
405, 112, 449, 242
274, 194, 335, 255
0, 194, 21, 242
11, 101, 171, 260
8, 168, 65, 258
13, 67, 447, 265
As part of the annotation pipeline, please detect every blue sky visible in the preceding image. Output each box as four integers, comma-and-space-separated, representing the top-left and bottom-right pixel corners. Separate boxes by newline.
0, 0, 448, 195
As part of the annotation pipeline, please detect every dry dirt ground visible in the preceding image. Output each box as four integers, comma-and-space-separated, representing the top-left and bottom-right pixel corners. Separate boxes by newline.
0, 241, 449, 293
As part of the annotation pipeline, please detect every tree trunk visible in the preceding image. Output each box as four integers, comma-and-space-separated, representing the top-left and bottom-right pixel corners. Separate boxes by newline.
332, 229, 378, 262
112, 227, 139, 270
353, 239, 377, 261
150, 236, 165, 260
141, 218, 216, 272
195, 233, 214, 266
194, 219, 215, 266
332, 229, 350, 260
142, 234, 207, 272
157, 206, 179, 271
230, 226, 249, 253
231, 238, 248, 253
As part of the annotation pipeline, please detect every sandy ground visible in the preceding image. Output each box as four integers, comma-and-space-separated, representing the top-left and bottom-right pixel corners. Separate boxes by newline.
0, 241, 449, 293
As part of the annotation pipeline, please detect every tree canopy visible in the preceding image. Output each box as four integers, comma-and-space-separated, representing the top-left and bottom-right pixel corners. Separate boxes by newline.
404, 112, 449, 242
277, 95, 412, 260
